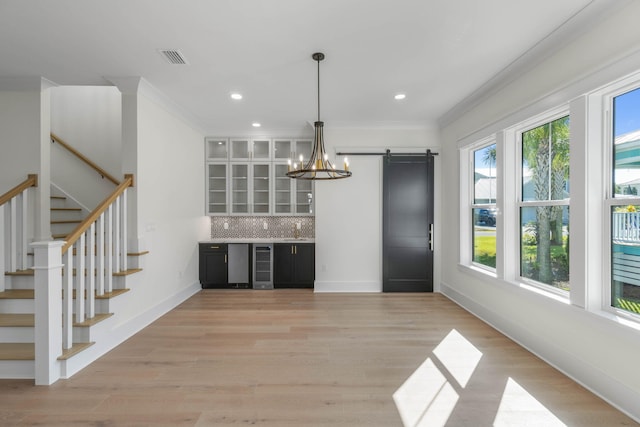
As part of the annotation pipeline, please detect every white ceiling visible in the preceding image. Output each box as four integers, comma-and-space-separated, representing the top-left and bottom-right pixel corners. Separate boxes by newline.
0, 0, 617, 135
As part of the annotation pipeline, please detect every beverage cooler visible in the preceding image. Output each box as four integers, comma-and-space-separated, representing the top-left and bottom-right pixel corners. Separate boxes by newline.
253, 244, 273, 289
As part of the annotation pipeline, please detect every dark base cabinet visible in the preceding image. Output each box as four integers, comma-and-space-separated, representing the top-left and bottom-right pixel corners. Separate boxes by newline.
274, 243, 315, 288
199, 243, 227, 288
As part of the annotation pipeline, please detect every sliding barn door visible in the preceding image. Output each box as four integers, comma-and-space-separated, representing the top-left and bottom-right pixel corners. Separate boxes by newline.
383, 155, 434, 292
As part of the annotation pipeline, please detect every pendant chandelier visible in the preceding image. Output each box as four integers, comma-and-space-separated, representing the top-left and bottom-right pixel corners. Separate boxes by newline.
286, 52, 352, 180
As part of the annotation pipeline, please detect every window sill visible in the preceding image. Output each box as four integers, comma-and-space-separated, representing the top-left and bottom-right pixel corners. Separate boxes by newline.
457, 263, 570, 305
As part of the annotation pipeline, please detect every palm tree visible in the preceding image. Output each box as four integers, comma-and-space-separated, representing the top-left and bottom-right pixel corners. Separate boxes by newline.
522, 116, 570, 284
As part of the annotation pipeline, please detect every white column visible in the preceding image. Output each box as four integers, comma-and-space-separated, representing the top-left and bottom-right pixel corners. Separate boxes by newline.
32, 240, 64, 385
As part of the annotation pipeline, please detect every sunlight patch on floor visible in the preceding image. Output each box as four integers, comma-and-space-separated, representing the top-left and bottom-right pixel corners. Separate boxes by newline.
393, 329, 481, 426
393, 357, 459, 427
433, 329, 483, 388
493, 377, 567, 427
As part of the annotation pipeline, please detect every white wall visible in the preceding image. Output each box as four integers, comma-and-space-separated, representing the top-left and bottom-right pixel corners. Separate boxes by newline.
50, 86, 122, 209
314, 126, 440, 292
115, 86, 209, 323
440, 1, 640, 421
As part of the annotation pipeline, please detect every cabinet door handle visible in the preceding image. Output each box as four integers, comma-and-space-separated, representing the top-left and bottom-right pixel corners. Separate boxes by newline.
294, 245, 297, 255
210, 246, 220, 249
291, 245, 294, 255
224, 254, 227, 263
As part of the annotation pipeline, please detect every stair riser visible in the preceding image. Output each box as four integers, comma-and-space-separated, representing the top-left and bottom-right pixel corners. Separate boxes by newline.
0, 300, 33, 314
73, 318, 111, 343
4, 276, 34, 290
0, 327, 34, 343
0, 360, 34, 378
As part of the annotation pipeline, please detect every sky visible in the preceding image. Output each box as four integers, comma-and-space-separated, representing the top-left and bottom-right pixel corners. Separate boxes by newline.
614, 86, 640, 137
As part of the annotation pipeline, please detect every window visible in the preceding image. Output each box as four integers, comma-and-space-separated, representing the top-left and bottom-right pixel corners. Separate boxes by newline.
610, 86, 640, 316
519, 116, 570, 291
472, 144, 497, 269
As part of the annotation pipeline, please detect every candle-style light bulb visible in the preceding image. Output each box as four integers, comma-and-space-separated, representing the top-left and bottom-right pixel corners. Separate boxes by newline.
344, 157, 349, 171
299, 154, 303, 164
287, 158, 292, 171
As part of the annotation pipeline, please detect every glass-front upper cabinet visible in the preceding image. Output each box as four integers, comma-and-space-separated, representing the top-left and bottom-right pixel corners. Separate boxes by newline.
206, 138, 228, 160
252, 164, 270, 214
273, 139, 313, 164
273, 140, 292, 161
230, 139, 250, 160
252, 139, 271, 160
274, 163, 292, 214
272, 163, 314, 215
296, 179, 314, 214
207, 163, 227, 214
231, 163, 249, 214
294, 140, 313, 164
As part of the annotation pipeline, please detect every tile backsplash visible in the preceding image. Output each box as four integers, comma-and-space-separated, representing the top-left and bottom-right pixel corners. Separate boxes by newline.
210, 216, 315, 239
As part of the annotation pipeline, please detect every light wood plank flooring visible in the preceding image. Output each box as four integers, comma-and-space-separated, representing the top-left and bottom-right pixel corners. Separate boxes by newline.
0, 290, 636, 426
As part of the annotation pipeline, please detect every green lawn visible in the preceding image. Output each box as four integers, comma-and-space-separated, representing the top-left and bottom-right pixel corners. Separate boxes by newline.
473, 236, 496, 268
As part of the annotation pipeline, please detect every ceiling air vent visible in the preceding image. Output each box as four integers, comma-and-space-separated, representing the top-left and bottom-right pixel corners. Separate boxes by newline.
158, 49, 189, 65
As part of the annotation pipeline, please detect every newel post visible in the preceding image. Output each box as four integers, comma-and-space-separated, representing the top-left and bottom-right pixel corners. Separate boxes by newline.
31, 240, 64, 385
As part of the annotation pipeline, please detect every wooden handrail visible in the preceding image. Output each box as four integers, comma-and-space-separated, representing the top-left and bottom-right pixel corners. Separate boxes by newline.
62, 174, 134, 253
50, 133, 120, 186
0, 174, 38, 206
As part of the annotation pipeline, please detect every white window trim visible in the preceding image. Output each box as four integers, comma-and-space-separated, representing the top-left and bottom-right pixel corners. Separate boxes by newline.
596, 72, 640, 323
510, 107, 571, 297
460, 136, 497, 273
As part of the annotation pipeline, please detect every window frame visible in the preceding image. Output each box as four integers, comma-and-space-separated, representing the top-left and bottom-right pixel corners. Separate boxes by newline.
601, 77, 640, 321
512, 108, 571, 296
469, 138, 498, 272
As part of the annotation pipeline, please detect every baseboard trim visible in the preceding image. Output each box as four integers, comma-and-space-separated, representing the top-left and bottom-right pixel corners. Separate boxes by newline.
314, 281, 381, 293
439, 281, 640, 424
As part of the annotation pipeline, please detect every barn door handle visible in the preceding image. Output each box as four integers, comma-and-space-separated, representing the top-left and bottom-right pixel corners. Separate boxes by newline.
429, 224, 434, 251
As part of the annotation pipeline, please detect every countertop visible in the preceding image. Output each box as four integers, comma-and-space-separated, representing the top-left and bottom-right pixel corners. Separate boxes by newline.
200, 238, 315, 244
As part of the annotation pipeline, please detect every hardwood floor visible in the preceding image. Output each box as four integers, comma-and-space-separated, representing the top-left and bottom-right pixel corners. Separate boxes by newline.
0, 290, 636, 426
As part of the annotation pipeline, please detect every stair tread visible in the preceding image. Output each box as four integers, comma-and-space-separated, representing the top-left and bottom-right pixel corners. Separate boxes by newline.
0, 343, 34, 360
0, 289, 34, 299
0, 289, 128, 300
51, 220, 82, 224
0, 313, 34, 327
127, 251, 150, 256
58, 342, 94, 360
73, 312, 113, 327
113, 268, 143, 276
4, 269, 34, 277
51, 208, 82, 211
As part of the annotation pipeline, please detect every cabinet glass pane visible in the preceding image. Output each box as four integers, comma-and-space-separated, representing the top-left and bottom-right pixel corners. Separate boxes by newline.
231, 140, 249, 159
253, 164, 270, 214
274, 164, 292, 213
207, 139, 228, 159
295, 140, 313, 161
296, 180, 313, 214
231, 164, 248, 213
252, 140, 270, 160
208, 163, 227, 214
274, 140, 292, 160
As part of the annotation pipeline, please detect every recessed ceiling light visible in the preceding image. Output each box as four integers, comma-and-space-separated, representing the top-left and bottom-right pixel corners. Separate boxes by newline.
252, 122, 261, 128
394, 93, 406, 100
230, 93, 243, 100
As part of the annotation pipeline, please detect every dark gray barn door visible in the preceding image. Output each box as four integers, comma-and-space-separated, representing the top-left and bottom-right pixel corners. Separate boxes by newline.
383, 154, 434, 292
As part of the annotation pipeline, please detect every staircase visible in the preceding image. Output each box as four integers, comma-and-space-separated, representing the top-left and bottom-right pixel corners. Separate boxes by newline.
1, 168, 145, 384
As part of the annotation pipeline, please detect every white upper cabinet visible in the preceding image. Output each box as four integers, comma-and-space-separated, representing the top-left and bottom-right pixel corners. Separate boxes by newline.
252, 139, 271, 160
205, 136, 314, 216
230, 139, 250, 160
207, 138, 228, 160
